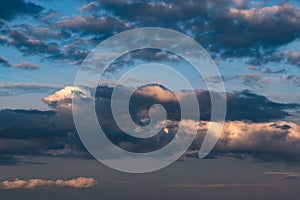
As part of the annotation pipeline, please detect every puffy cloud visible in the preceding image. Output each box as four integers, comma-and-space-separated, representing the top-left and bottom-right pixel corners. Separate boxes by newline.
135, 84, 177, 102
0, 177, 97, 190
43, 86, 92, 108
186, 120, 300, 162
214, 121, 300, 161
74, 1, 300, 65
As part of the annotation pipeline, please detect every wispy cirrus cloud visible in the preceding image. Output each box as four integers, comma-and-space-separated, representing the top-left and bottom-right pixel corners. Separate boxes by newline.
0, 82, 62, 96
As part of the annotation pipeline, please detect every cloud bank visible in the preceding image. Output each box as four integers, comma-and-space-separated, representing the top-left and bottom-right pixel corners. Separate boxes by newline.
0, 177, 97, 190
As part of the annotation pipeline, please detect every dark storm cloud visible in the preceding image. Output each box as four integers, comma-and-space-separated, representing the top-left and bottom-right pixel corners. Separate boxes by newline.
0, 85, 299, 164
226, 89, 298, 122
0, 0, 43, 20
46, 85, 299, 123
0, 108, 89, 161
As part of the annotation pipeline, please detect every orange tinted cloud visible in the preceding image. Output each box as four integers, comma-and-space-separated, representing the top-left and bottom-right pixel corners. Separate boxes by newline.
0, 177, 97, 190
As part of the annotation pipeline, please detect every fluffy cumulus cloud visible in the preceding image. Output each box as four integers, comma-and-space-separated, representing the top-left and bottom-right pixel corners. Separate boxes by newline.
215, 121, 300, 161
186, 120, 300, 162
0, 177, 97, 190
43, 86, 91, 108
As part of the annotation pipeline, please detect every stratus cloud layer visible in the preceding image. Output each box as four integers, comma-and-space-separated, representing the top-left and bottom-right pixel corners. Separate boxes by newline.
0, 177, 97, 190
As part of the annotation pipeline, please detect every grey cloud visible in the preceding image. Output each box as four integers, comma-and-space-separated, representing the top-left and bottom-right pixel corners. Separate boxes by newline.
0, 82, 62, 96
248, 66, 287, 74
282, 75, 300, 87
0, 0, 43, 20
8, 29, 60, 55
46, 85, 298, 123
0, 56, 10, 67
0, 55, 40, 70
11, 62, 40, 70
78, 1, 300, 65
251, 51, 300, 67
0, 108, 89, 160
240, 74, 264, 87
0, 85, 299, 164
55, 16, 132, 35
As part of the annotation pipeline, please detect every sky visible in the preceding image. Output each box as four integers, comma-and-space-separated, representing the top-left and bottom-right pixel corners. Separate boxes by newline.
1, 0, 300, 199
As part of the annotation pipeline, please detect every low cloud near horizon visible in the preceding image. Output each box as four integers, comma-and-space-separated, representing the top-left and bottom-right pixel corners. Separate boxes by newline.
0, 177, 97, 190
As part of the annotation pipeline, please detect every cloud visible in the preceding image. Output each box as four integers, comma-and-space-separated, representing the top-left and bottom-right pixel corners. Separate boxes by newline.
134, 84, 178, 102
0, 56, 10, 67
55, 16, 132, 35
240, 74, 264, 87
1, 0, 299, 68
43, 86, 91, 108
248, 66, 286, 74
0, 177, 97, 190
0, 55, 39, 70
167, 183, 272, 188
0, 85, 299, 164
186, 120, 300, 162
79, 2, 101, 13
251, 51, 300, 67
0, 82, 62, 96
0, 0, 43, 20
263, 171, 300, 180
45, 85, 298, 122
72, 1, 300, 66
11, 62, 40, 70
8, 29, 60, 55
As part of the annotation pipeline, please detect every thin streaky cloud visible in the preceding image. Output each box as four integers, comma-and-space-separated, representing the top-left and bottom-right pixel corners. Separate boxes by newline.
0, 177, 97, 190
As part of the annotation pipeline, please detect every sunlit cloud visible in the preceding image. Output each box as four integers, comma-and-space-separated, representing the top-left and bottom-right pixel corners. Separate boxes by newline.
0, 177, 97, 190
